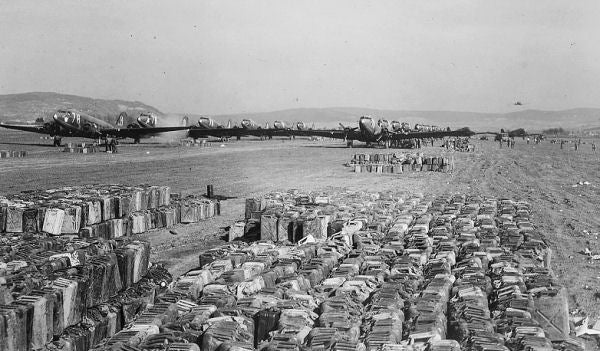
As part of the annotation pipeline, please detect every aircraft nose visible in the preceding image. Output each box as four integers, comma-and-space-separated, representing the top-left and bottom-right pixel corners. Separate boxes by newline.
359, 118, 372, 129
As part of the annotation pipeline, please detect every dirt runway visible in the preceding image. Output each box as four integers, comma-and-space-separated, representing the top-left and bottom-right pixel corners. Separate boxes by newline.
2, 130, 600, 326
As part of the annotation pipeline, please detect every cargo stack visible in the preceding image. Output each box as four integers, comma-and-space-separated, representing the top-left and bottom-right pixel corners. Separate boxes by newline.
180, 139, 213, 147
0, 235, 172, 351
0, 150, 27, 158
62, 142, 99, 153
0, 184, 220, 237
77, 189, 579, 351
349, 153, 453, 173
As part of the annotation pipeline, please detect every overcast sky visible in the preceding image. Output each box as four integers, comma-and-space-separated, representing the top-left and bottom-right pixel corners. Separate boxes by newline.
1, 1, 599, 115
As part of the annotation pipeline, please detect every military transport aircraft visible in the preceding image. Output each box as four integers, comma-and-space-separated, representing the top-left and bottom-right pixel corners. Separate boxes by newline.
493, 128, 544, 141
197, 116, 231, 130
185, 115, 476, 148
0, 109, 190, 145
188, 117, 266, 140
188, 118, 310, 140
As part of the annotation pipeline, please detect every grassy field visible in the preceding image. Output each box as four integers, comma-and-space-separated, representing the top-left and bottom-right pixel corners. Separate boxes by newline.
2, 128, 600, 344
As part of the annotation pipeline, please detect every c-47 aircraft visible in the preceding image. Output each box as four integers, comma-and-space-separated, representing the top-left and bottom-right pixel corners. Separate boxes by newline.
197, 116, 231, 130
188, 117, 313, 141
185, 115, 476, 148
189, 117, 273, 140
0, 109, 190, 145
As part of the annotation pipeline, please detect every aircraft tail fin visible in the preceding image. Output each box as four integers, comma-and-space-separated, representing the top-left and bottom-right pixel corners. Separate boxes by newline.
227, 120, 232, 128
116, 112, 127, 127
265, 122, 270, 129
181, 116, 189, 127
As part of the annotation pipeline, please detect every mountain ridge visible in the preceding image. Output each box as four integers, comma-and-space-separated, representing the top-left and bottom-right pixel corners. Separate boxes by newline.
0, 92, 161, 123
1, 92, 599, 131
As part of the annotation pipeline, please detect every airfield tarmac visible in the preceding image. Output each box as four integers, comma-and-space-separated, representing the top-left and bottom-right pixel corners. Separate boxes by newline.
2, 130, 600, 327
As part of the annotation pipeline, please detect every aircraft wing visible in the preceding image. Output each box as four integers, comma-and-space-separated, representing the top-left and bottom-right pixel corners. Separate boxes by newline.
286, 128, 361, 139
188, 127, 249, 139
0, 121, 47, 134
388, 127, 476, 140
263, 128, 368, 143
102, 126, 190, 138
187, 127, 359, 139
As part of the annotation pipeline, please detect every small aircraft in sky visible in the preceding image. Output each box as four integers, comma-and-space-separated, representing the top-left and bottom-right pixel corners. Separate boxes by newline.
0, 109, 190, 145
514, 101, 524, 106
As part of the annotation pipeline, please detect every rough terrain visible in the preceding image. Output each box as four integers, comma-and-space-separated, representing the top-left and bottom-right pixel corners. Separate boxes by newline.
1, 129, 600, 343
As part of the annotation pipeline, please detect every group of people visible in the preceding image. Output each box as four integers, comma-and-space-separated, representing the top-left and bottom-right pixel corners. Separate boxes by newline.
104, 136, 118, 153
558, 139, 596, 151
445, 137, 474, 152
499, 137, 516, 149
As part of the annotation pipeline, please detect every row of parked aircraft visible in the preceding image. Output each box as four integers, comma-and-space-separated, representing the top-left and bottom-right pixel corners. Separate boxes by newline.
0, 108, 483, 148
189, 115, 468, 147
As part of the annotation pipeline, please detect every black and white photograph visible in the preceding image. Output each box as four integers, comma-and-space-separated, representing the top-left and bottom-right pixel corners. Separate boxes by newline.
1, 1, 600, 350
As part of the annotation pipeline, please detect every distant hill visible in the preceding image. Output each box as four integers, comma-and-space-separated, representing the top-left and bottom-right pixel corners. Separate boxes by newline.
0, 92, 162, 123
2, 92, 599, 132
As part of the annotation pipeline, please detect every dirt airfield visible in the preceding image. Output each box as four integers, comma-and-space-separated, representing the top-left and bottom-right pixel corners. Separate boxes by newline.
2, 129, 600, 343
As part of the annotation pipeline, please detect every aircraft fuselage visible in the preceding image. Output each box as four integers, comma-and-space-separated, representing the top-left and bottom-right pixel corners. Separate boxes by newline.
198, 117, 223, 129
241, 119, 259, 129
358, 116, 383, 142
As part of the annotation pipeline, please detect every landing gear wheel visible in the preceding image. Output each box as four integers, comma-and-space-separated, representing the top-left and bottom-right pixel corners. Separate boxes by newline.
346, 140, 354, 148
53, 137, 62, 147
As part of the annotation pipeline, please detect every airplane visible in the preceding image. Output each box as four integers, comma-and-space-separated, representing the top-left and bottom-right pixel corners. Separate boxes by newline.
188, 117, 271, 140
271, 120, 313, 139
493, 128, 544, 141
296, 121, 310, 130
390, 121, 403, 132
184, 114, 477, 148
0, 109, 190, 146
272, 120, 289, 130
514, 101, 524, 106
197, 116, 232, 130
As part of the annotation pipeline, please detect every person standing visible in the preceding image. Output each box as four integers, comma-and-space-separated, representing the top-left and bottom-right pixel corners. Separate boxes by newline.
592, 142, 596, 151
110, 138, 118, 153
